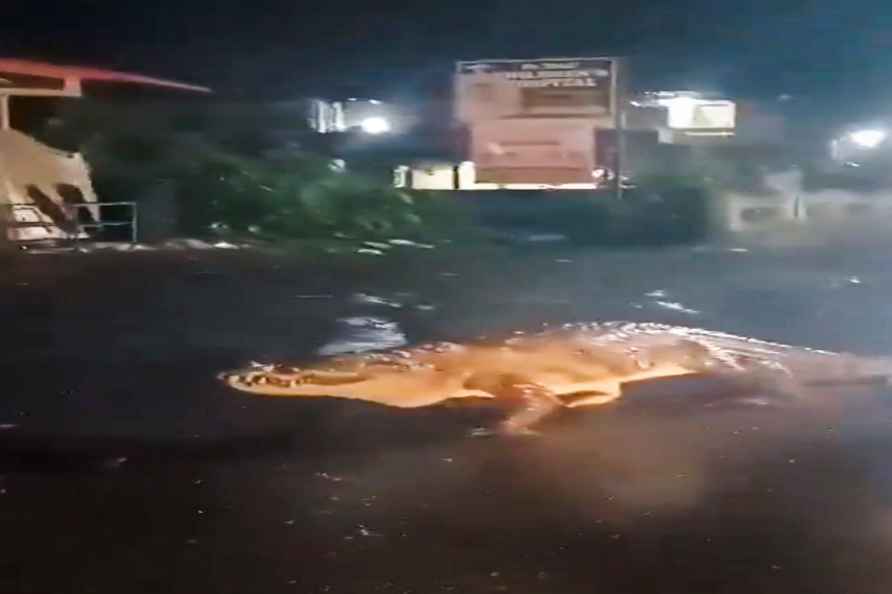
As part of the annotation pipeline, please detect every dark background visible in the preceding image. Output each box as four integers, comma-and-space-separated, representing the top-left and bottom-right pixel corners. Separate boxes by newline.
3, 0, 892, 107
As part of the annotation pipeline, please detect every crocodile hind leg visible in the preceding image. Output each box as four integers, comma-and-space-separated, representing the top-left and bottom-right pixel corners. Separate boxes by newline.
468, 381, 565, 437
500, 382, 567, 435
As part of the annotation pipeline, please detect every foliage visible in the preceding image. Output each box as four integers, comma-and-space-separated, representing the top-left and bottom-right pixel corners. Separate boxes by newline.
173, 150, 461, 240
35, 100, 473, 242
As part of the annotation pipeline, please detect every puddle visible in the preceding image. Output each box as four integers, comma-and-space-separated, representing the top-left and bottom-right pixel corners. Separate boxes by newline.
363, 241, 392, 251
654, 301, 701, 315
830, 276, 864, 288
388, 239, 435, 249
352, 293, 406, 309
317, 317, 408, 355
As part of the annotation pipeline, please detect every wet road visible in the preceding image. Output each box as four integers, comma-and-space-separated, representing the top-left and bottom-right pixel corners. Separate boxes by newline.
4, 234, 892, 594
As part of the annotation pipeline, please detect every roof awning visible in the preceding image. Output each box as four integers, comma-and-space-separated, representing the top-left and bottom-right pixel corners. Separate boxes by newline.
0, 58, 211, 97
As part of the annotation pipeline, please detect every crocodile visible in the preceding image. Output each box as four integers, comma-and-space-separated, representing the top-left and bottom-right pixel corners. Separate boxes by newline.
218, 322, 892, 435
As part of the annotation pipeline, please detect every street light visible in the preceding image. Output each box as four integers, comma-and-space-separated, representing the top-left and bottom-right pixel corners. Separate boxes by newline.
848, 129, 887, 149
360, 116, 391, 135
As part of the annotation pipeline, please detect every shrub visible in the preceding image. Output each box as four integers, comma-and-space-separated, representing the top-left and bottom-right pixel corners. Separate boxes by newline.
40, 100, 472, 242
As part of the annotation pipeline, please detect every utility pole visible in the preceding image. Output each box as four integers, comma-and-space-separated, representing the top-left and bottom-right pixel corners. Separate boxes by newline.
0, 95, 7, 246
0, 95, 9, 130
612, 58, 625, 200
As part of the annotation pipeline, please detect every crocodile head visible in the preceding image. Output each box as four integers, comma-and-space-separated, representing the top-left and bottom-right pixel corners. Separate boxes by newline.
218, 351, 480, 408
220, 362, 362, 393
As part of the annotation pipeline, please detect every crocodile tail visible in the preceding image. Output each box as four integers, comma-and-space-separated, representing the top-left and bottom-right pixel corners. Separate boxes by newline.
798, 355, 892, 388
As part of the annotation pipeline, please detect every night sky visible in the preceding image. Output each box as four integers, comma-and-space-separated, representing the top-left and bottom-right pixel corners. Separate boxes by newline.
4, 0, 892, 104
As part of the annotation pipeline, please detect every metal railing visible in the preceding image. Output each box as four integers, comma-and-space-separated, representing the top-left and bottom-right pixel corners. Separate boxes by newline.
72, 201, 139, 243
2, 201, 138, 244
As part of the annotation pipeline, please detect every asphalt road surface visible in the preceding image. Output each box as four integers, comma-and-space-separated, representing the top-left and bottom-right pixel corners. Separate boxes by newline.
4, 227, 892, 594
